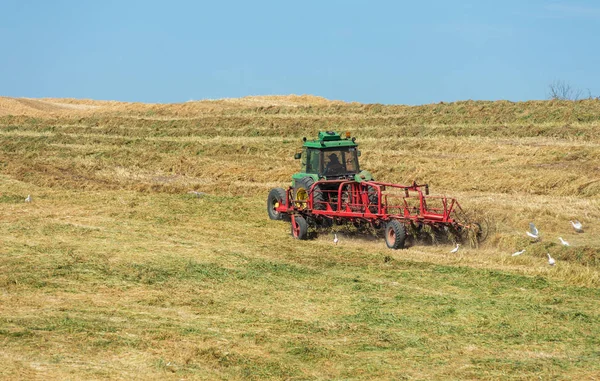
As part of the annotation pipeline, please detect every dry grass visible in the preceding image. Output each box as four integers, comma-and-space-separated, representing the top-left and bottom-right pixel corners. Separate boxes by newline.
0, 95, 346, 118
1, 96, 599, 380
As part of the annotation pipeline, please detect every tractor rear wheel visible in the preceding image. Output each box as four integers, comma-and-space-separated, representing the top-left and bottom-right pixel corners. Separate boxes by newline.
385, 220, 406, 249
294, 177, 325, 210
291, 215, 308, 240
267, 187, 287, 220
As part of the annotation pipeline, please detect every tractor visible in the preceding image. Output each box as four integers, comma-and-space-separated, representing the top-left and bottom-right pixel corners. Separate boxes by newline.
267, 131, 487, 249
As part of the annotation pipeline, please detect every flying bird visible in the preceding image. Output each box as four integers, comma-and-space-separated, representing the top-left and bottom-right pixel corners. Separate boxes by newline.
558, 237, 570, 247
450, 243, 459, 253
511, 249, 526, 257
547, 253, 556, 266
526, 222, 539, 240
570, 220, 583, 233
25, 195, 32, 203
333, 233, 339, 245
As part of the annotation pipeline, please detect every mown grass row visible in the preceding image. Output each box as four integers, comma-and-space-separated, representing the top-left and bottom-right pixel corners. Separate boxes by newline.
231, 99, 600, 122
1, 124, 598, 195
2, 113, 600, 140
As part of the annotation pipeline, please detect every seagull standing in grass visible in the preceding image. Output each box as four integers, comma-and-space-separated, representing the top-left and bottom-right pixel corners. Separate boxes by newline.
450, 243, 459, 253
570, 220, 583, 233
512, 249, 526, 257
526, 222, 540, 240
25, 195, 32, 203
333, 233, 339, 245
547, 253, 556, 266
558, 237, 570, 246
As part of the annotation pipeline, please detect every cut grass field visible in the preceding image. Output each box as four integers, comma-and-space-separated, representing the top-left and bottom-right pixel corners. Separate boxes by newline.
1, 96, 599, 379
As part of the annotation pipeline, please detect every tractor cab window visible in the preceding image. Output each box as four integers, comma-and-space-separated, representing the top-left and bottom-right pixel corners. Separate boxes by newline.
305, 148, 320, 174
344, 148, 359, 173
323, 148, 359, 176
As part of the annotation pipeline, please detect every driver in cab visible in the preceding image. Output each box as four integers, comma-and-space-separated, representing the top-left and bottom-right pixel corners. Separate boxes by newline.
325, 153, 344, 175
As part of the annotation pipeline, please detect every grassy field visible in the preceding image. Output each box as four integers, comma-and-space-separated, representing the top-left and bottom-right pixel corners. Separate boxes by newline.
1, 96, 599, 380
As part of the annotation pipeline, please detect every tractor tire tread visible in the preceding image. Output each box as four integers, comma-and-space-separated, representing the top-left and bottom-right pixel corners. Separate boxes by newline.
291, 215, 309, 240
385, 220, 406, 249
267, 187, 287, 221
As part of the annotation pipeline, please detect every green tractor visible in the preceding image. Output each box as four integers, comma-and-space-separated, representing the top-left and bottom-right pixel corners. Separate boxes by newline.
267, 131, 489, 247
267, 130, 376, 230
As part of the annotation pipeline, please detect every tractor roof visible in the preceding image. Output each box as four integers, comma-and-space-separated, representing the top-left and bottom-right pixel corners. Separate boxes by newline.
303, 131, 358, 149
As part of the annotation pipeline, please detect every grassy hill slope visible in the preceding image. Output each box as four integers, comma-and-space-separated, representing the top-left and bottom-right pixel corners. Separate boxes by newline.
1, 96, 599, 380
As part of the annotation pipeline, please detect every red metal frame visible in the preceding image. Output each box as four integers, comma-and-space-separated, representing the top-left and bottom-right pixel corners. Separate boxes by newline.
276, 180, 465, 228
291, 214, 300, 238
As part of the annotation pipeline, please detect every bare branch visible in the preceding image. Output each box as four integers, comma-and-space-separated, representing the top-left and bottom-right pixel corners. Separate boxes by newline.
548, 80, 585, 101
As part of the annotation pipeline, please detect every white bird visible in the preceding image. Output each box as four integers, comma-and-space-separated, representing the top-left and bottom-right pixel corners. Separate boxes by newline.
547, 253, 556, 266
25, 195, 32, 203
188, 191, 207, 198
511, 249, 526, 257
333, 233, 339, 245
570, 220, 583, 233
450, 243, 459, 253
526, 222, 539, 240
558, 237, 570, 246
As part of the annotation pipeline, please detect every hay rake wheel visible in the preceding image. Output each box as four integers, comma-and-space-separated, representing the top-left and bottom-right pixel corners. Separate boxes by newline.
453, 209, 492, 248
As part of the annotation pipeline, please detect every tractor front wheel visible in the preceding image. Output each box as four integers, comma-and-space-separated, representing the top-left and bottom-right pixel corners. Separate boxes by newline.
291, 215, 308, 240
267, 187, 287, 221
385, 220, 406, 249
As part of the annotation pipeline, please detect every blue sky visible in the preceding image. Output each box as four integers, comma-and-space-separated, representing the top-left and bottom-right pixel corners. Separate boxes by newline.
1, 0, 598, 104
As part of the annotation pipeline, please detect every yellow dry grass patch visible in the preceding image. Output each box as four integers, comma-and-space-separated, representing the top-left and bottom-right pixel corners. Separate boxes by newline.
0, 94, 345, 118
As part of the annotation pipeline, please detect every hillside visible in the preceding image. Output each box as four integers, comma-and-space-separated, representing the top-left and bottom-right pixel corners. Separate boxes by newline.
1, 96, 599, 380
0, 95, 346, 117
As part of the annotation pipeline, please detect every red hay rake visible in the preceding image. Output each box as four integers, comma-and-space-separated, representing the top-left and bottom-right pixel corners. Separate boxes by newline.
271, 180, 487, 249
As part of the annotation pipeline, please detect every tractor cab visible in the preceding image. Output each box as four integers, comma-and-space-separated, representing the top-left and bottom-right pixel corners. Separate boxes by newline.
289, 131, 374, 209
292, 131, 372, 184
